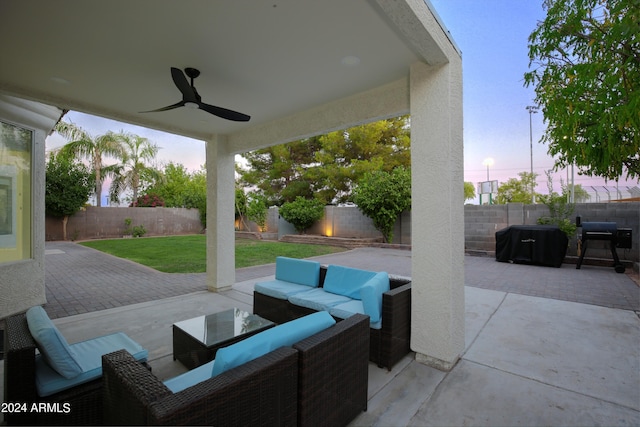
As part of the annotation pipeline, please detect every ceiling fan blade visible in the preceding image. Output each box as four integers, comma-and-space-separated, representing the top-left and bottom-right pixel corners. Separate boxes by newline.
139, 100, 185, 113
198, 102, 251, 122
171, 67, 197, 102
141, 67, 250, 122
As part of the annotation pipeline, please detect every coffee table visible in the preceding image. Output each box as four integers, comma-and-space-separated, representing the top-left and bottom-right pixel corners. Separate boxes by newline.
172, 308, 275, 369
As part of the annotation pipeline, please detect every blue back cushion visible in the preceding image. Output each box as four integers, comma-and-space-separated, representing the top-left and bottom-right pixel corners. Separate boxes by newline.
35, 332, 148, 397
26, 306, 83, 379
323, 265, 377, 299
360, 272, 390, 323
211, 311, 335, 376
275, 257, 321, 287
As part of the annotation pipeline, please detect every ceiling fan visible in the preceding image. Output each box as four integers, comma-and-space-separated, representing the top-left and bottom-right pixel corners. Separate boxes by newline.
141, 67, 250, 122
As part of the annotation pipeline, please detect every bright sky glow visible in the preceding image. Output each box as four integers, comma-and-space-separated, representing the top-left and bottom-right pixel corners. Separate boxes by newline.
429, 0, 638, 201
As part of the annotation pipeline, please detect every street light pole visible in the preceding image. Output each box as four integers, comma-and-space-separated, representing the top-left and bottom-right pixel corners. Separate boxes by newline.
526, 105, 538, 203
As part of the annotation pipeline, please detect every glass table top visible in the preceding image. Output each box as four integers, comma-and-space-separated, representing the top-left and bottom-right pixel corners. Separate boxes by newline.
173, 308, 274, 347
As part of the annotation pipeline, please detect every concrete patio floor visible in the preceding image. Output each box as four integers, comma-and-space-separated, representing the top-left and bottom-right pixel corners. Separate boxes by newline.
2, 243, 639, 426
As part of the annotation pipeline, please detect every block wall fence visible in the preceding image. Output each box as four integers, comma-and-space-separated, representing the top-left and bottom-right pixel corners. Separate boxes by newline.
45, 207, 203, 241
47, 203, 639, 263
463, 202, 639, 263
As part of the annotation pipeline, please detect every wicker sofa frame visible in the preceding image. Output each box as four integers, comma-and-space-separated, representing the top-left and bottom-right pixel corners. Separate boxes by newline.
102, 313, 370, 426
4, 313, 105, 425
254, 265, 411, 371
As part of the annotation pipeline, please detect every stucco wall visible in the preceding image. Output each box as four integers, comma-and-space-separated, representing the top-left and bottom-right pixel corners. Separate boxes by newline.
0, 96, 61, 319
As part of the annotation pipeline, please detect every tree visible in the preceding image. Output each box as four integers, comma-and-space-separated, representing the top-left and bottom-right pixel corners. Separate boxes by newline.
537, 171, 577, 238
45, 152, 94, 240
246, 192, 269, 232
464, 182, 476, 202
239, 138, 322, 205
352, 167, 411, 243
568, 183, 590, 203
313, 116, 411, 203
235, 187, 248, 219
495, 172, 539, 204
237, 116, 411, 204
141, 162, 207, 227
188, 169, 207, 227
147, 162, 192, 207
524, 0, 640, 180
109, 132, 160, 205
279, 197, 325, 234
54, 121, 124, 207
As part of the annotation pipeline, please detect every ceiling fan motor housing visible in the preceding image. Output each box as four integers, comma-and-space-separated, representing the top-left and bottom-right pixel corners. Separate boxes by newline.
184, 67, 200, 79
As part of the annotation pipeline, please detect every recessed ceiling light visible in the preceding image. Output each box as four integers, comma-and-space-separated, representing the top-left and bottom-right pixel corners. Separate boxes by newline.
51, 76, 71, 85
341, 56, 361, 67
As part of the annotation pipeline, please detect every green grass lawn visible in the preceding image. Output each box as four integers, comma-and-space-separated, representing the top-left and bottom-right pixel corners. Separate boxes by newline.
79, 236, 347, 273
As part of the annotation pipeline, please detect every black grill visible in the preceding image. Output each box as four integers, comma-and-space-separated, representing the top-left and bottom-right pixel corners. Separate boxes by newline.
576, 220, 630, 273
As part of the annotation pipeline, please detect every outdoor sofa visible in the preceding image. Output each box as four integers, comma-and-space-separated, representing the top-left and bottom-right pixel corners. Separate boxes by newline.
253, 256, 412, 370
102, 312, 369, 426
3, 306, 148, 426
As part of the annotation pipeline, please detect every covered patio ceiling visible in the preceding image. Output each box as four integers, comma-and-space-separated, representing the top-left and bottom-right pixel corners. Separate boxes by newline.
1, 0, 466, 370
0, 0, 454, 141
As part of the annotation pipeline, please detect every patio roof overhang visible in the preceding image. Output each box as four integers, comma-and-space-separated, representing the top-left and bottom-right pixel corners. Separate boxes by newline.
0, 0, 457, 143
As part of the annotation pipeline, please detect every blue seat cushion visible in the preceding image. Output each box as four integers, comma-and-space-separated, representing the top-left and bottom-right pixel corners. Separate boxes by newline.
275, 256, 321, 287
254, 279, 314, 300
360, 272, 390, 323
35, 332, 148, 397
164, 360, 216, 393
322, 265, 377, 299
288, 288, 353, 312
26, 306, 83, 379
330, 300, 382, 330
211, 311, 335, 377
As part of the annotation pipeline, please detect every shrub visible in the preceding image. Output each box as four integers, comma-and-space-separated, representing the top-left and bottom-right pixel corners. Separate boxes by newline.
132, 224, 147, 238
247, 193, 268, 231
123, 218, 133, 236
279, 197, 325, 234
132, 193, 165, 207
352, 167, 411, 243
536, 171, 577, 239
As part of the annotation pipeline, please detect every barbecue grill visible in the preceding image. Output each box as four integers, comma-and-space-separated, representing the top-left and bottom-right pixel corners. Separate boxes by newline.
576, 218, 632, 273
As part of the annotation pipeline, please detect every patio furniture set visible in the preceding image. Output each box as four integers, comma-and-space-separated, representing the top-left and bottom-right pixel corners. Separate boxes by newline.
4, 258, 410, 426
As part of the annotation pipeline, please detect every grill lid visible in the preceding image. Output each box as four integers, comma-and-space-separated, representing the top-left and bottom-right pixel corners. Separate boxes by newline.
581, 222, 617, 233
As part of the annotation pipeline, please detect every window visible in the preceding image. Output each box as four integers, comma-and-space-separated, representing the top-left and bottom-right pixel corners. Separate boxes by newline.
0, 120, 33, 263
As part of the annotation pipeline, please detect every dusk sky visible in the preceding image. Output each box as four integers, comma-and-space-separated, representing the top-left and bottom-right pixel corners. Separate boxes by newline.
46, 1, 638, 204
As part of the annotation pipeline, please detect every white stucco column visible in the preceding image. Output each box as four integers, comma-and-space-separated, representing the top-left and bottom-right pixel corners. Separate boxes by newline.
410, 60, 464, 370
205, 134, 235, 292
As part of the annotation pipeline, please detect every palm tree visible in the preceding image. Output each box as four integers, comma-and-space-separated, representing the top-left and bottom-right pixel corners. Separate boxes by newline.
54, 121, 125, 207
109, 132, 160, 205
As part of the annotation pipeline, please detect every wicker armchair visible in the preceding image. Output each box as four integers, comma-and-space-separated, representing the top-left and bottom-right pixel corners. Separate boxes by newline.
254, 265, 411, 370
3, 313, 102, 425
102, 314, 370, 426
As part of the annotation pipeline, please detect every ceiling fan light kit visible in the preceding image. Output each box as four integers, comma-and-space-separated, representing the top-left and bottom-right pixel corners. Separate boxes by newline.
140, 67, 250, 122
